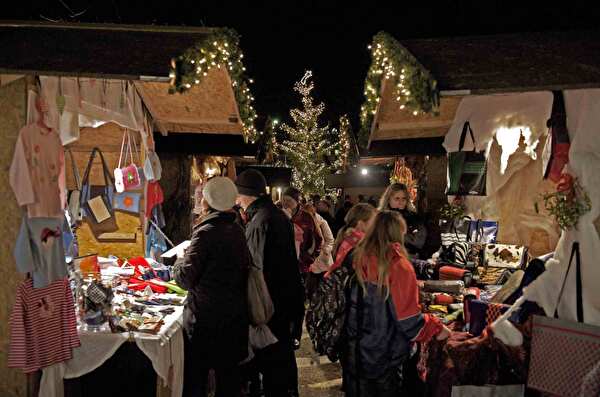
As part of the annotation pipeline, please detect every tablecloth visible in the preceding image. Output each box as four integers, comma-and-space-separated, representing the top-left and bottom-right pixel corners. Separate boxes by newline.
40, 305, 184, 397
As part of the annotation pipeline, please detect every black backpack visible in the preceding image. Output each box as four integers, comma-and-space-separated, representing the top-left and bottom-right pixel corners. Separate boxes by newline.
305, 260, 355, 362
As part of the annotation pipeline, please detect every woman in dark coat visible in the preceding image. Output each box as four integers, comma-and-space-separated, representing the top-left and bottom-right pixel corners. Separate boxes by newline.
174, 177, 250, 397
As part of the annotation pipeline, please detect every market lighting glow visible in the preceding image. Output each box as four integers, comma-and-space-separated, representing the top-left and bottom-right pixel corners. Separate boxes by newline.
495, 126, 538, 174
361, 168, 368, 175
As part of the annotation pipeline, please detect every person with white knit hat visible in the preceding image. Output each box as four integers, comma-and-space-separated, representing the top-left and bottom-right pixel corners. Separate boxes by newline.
173, 176, 251, 396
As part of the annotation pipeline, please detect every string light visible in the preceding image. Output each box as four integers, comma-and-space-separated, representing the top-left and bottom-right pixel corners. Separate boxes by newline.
169, 28, 258, 142
359, 31, 439, 147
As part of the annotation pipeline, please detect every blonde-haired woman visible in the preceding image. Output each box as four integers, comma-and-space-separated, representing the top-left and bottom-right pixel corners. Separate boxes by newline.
341, 210, 450, 396
379, 183, 427, 257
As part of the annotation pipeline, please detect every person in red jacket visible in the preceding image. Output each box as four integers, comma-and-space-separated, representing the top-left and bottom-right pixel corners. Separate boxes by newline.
342, 210, 451, 396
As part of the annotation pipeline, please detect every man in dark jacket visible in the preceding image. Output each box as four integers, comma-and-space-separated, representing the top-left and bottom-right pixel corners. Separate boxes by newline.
174, 177, 250, 397
236, 169, 305, 397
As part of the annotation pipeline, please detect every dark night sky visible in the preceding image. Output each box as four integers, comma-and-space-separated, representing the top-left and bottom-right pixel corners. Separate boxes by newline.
3, 1, 600, 129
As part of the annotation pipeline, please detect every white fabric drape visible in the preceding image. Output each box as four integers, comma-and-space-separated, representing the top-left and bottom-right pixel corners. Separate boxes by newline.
40, 307, 184, 397
523, 89, 600, 326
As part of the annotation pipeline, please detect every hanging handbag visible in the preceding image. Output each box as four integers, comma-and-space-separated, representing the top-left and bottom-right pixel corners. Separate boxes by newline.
143, 150, 162, 182
113, 191, 141, 214
528, 242, 600, 396
446, 121, 487, 196
114, 130, 142, 193
80, 147, 118, 236
65, 148, 83, 225
440, 216, 471, 247
542, 91, 570, 183
467, 219, 499, 243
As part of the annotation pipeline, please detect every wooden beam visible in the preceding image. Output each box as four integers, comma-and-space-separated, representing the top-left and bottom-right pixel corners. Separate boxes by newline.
154, 132, 257, 156
367, 137, 446, 156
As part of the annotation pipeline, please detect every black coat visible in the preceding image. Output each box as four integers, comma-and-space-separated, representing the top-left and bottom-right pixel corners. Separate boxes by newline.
174, 211, 250, 367
244, 195, 305, 341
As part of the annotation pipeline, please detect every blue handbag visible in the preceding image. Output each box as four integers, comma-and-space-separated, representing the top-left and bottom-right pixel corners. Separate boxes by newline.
113, 191, 141, 214
467, 219, 499, 243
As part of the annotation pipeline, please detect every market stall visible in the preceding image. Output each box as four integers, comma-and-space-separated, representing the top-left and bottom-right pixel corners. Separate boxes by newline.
0, 21, 258, 397
358, 30, 600, 396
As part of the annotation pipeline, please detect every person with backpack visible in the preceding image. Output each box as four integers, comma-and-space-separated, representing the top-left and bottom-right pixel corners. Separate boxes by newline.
173, 177, 251, 397
235, 169, 305, 397
342, 210, 451, 396
305, 203, 377, 363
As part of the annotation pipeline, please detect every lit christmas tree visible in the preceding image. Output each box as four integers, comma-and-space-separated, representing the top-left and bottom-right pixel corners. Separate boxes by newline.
278, 71, 338, 196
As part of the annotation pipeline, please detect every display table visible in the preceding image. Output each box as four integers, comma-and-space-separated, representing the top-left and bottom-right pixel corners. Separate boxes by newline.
39, 306, 184, 397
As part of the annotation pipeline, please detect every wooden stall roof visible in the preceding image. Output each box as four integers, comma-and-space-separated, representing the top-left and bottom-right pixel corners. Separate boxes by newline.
0, 21, 247, 137
367, 29, 600, 156
0, 20, 211, 80
135, 71, 243, 135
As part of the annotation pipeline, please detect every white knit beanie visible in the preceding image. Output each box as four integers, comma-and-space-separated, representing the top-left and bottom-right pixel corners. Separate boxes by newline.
202, 177, 238, 212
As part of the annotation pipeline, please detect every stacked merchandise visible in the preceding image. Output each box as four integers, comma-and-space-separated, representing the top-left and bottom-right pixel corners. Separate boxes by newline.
412, 216, 553, 397
73, 255, 186, 335
415, 218, 533, 335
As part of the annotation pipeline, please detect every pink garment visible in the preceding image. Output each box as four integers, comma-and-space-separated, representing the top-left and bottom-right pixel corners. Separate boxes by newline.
9, 123, 65, 218
8, 278, 80, 373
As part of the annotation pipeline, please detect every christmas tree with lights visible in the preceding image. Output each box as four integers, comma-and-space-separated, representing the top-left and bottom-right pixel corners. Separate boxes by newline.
278, 71, 338, 196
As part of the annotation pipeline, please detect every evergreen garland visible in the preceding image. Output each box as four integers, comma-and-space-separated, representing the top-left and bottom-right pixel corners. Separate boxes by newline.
359, 31, 440, 148
169, 28, 258, 142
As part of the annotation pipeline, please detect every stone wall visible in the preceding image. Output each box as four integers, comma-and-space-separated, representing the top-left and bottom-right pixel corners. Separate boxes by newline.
0, 77, 27, 396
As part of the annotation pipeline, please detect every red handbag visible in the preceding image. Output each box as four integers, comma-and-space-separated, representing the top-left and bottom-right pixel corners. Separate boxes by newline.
114, 130, 141, 193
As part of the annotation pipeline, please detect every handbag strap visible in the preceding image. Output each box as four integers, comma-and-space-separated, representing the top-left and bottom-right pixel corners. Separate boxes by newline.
65, 148, 81, 190
458, 122, 477, 152
117, 129, 127, 169
553, 242, 584, 322
82, 147, 114, 188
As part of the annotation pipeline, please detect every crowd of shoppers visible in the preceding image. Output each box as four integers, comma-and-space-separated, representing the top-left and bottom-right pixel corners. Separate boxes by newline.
174, 170, 446, 396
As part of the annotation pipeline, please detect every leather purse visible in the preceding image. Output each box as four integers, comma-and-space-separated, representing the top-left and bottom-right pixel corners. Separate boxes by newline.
80, 148, 118, 236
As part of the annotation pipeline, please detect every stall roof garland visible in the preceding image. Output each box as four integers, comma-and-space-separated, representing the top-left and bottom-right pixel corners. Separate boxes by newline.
169, 28, 258, 142
359, 32, 440, 148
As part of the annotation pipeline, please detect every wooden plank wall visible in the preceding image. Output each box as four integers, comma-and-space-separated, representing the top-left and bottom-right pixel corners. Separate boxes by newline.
0, 77, 28, 396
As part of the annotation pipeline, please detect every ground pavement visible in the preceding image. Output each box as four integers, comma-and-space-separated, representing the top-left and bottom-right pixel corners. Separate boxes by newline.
296, 327, 344, 397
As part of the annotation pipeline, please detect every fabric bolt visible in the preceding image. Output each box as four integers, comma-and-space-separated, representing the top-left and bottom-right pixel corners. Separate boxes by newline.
9, 123, 66, 218
8, 278, 80, 373
40, 307, 185, 397
14, 216, 68, 288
